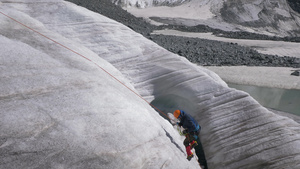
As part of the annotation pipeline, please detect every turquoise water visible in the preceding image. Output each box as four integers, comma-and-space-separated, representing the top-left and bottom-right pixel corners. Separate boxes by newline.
228, 83, 300, 116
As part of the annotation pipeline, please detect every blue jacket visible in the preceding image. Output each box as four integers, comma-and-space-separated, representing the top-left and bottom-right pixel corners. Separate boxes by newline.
178, 110, 200, 133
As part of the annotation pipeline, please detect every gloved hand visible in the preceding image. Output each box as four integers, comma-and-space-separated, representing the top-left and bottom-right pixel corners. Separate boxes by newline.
176, 122, 182, 127
182, 130, 188, 135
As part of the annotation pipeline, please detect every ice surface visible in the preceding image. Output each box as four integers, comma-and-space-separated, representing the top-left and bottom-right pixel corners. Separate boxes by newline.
1, 0, 300, 169
114, 0, 189, 8
124, 0, 215, 20
0, 1, 198, 168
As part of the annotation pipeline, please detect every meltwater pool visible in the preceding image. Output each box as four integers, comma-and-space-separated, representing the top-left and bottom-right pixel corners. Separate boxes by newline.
228, 83, 300, 116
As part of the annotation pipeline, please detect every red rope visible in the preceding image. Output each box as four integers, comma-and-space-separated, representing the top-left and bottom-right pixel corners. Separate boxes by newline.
0, 11, 170, 120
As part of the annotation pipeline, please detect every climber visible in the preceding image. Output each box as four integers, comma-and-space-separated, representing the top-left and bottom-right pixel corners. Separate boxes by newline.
173, 109, 208, 169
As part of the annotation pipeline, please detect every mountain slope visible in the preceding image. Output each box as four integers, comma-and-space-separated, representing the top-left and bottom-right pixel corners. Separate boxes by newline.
118, 0, 300, 37
219, 0, 300, 36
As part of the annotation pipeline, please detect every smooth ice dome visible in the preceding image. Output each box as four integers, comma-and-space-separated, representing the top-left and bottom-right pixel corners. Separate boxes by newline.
1, 0, 300, 169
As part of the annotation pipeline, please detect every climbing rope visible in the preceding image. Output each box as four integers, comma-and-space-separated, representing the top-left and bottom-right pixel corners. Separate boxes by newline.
0, 10, 171, 120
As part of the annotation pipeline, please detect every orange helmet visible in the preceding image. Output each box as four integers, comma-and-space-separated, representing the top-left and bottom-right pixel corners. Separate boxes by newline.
173, 110, 181, 119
